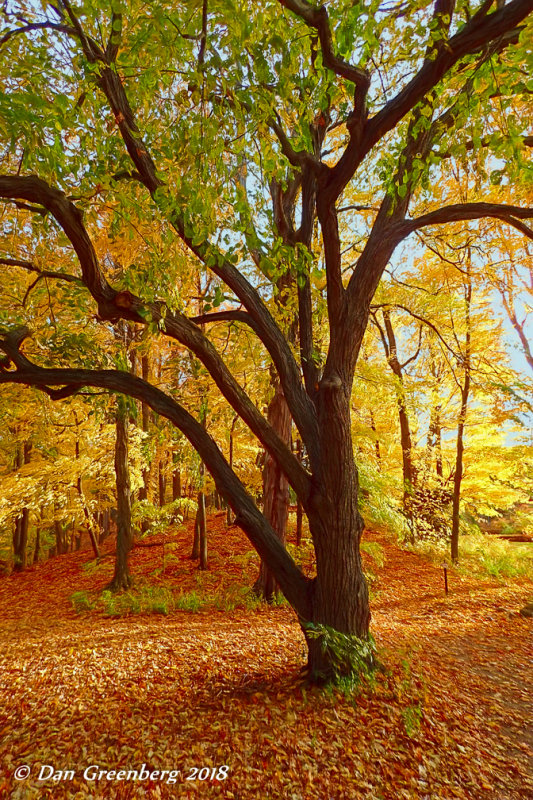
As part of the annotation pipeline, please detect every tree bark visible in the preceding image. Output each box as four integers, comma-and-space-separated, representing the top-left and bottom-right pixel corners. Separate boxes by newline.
159, 457, 166, 506
172, 468, 181, 501
198, 489, 208, 570
304, 383, 371, 681
13, 440, 31, 571
382, 310, 417, 514
75, 436, 100, 560
107, 402, 133, 591
254, 381, 292, 601
451, 265, 472, 563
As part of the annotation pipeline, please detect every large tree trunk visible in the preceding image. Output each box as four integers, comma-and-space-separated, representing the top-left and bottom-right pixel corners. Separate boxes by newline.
108, 403, 133, 591
304, 385, 371, 681
254, 381, 292, 601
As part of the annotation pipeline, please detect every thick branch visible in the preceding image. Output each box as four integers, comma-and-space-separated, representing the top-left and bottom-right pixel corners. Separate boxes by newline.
0, 175, 312, 500
363, 0, 533, 156
190, 310, 254, 326
29, 9, 320, 455
270, 116, 321, 174
0, 348, 311, 617
278, 0, 369, 89
0, 21, 76, 47
401, 203, 533, 240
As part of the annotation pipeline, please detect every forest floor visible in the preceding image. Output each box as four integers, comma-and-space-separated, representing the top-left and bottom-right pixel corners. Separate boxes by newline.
0, 513, 531, 800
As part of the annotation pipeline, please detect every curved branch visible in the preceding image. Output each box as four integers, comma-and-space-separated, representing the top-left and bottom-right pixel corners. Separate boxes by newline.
371, 303, 459, 358
270, 115, 321, 173
0, 256, 82, 284
363, 0, 533, 155
0, 175, 312, 501
0, 21, 76, 47
190, 310, 254, 326
15, 10, 320, 455
0, 343, 311, 617
278, 0, 370, 90
401, 203, 533, 240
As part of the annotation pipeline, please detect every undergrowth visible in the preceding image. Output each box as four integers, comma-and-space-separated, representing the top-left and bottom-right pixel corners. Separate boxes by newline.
71, 583, 267, 617
411, 529, 533, 580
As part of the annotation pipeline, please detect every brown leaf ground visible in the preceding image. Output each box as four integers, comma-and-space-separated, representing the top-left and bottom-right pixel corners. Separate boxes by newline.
0, 514, 531, 800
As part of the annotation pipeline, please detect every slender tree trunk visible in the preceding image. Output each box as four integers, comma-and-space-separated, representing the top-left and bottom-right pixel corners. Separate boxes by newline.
226, 416, 237, 527
427, 402, 443, 478
99, 509, 110, 543
295, 438, 304, 546
54, 518, 68, 555
13, 441, 31, 571
451, 270, 472, 563
296, 500, 303, 547
172, 468, 181, 501
369, 411, 381, 466
13, 509, 29, 571
191, 507, 200, 559
382, 311, 416, 506
33, 525, 40, 564
159, 457, 166, 506
75, 437, 100, 560
108, 402, 133, 591
198, 489, 208, 570
138, 354, 153, 532
254, 381, 292, 601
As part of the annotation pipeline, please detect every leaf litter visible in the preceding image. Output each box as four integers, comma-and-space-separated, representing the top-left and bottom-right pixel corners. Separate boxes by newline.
0, 514, 531, 799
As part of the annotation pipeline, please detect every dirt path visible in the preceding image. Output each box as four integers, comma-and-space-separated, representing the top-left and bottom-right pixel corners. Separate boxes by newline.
0, 521, 531, 799
369, 532, 533, 794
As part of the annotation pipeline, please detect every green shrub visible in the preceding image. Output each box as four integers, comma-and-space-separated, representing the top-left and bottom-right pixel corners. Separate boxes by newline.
212, 586, 263, 612
139, 585, 174, 614
462, 533, 533, 579
304, 622, 377, 689
175, 590, 202, 613
82, 559, 105, 576
361, 540, 385, 569
411, 529, 533, 580
357, 462, 409, 540
70, 590, 95, 612
101, 589, 141, 616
